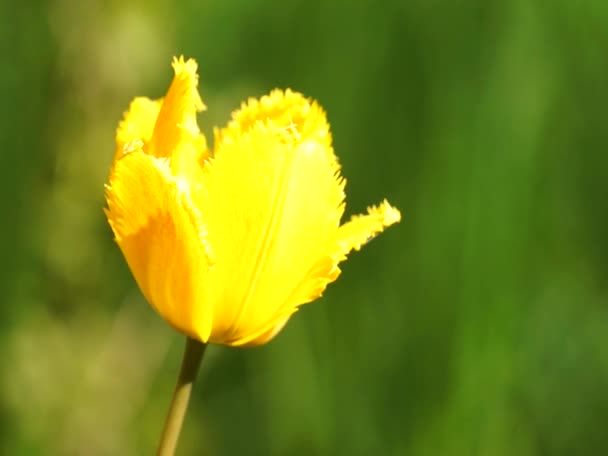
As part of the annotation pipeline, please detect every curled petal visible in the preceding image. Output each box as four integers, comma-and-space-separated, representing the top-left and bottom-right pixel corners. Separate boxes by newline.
285, 200, 401, 309
147, 56, 208, 168
197, 121, 345, 346
332, 200, 401, 256
233, 201, 400, 346
105, 149, 213, 342
115, 97, 161, 160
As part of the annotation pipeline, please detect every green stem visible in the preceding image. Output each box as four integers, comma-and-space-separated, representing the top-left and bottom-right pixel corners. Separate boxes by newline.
157, 337, 207, 456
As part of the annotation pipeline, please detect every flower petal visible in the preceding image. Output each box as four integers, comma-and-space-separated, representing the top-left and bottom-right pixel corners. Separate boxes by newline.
115, 97, 161, 160
233, 313, 294, 347
227, 201, 401, 347
198, 120, 345, 345
147, 56, 208, 171
284, 200, 401, 309
216, 89, 333, 160
333, 200, 401, 254
105, 148, 213, 342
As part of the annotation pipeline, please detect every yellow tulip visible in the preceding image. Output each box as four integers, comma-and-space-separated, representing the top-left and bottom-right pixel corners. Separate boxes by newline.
105, 56, 400, 347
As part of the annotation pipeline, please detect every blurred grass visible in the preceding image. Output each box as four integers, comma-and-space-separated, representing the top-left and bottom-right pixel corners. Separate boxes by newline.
2, 0, 608, 455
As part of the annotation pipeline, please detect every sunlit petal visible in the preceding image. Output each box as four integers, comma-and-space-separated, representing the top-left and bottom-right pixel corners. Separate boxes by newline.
216, 89, 334, 160
198, 121, 345, 345
147, 56, 208, 169
333, 200, 402, 255
115, 97, 161, 160
105, 148, 213, 342
233, 314, 293, 347
285, 200, 401, 310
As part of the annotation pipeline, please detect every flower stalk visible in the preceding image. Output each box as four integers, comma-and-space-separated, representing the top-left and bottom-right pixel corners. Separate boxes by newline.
157, 337, 207, 456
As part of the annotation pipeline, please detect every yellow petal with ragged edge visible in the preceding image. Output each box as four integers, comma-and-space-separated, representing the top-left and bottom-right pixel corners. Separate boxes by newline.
333, 200, 401, 254
147, 56, 208, 174
198, 119, 345, 346
283, 200, 401, 311
216, 89, 334, 162
115, 97, 161, 160
105, 148, 213, 342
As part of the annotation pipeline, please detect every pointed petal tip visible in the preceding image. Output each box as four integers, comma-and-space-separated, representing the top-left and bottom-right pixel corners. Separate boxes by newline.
372, 199, 401, 226
333, 199, 401, 254
172, 55, 197, 75
170, 55, 206, 112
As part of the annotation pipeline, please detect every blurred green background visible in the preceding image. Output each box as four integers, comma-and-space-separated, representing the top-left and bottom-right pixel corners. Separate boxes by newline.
2, 0, 608, 454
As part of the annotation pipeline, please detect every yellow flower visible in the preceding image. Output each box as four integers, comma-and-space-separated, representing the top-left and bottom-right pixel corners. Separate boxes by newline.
105, 57, 401, 347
